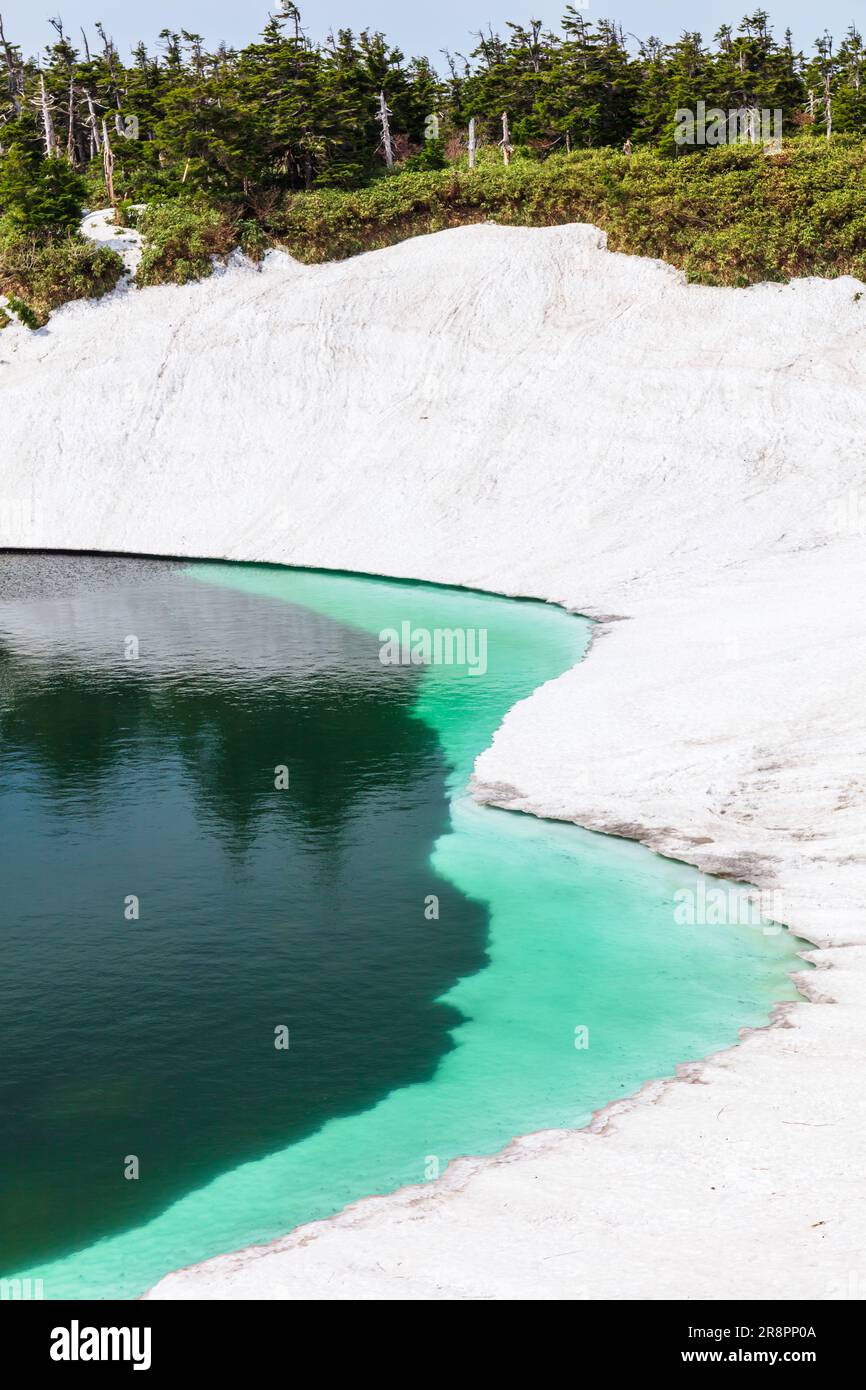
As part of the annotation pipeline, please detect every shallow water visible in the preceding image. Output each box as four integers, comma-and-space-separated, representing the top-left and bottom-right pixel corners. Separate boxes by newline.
0, 556, 804, 1298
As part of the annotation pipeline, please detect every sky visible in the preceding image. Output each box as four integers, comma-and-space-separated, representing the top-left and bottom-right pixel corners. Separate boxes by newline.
0, 2, 861, 64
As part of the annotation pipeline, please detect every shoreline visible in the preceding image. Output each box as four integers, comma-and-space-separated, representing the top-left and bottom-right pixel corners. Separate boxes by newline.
3, 220, 864, 1298
144, 989, 822, 1303
141, 709, 821, 1303
4, 554, 797, 1299
143, 597, 830, 1302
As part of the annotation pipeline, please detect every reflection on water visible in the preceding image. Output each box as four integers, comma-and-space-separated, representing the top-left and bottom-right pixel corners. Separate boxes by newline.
0, 558, 486, 1273
0, 555, 805, 1299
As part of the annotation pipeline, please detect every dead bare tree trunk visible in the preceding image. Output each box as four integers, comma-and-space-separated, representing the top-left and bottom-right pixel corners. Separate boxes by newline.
67, 76, 76, 161
468, 116, 476, 169
39, 74, 57, 157
85, 89, 102, 156
80, 26, 91, 62
102, 118, 117, 218
96, 20, 125, 111
0, 12, 22, 115
499, 111, 513, 166
824, 74, 833, 140
377, 90, 394, 169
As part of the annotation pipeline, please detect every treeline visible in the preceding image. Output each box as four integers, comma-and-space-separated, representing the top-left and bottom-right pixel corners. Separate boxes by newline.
1, 4, 866, 213
5, 5, 866, 324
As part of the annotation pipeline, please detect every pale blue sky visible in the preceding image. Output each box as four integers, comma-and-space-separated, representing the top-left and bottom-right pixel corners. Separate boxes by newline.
1, 2, 862, 63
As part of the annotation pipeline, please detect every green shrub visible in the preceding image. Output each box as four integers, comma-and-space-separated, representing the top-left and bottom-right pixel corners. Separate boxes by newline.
135, 200, 240, 286
313, 161, 369, 190
278, 170, 476, 261
237, 218, 272, 262
119, 201, 146, 229
6, 293, 41, 329
277, 143, 866, 286
9, 141, 866, 321
403, 138, 448, 173
0, 226, 124, 326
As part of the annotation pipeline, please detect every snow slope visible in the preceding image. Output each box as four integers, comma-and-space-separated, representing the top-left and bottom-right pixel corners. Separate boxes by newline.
2, 221, 865, 1299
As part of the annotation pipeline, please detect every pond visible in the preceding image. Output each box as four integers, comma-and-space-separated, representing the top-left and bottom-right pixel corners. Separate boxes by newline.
0, 554, 804, 1297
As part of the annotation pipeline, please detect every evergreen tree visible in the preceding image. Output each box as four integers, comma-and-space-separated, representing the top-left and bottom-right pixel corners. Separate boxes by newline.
0, 4, 859, 213
0, 142, 86, 233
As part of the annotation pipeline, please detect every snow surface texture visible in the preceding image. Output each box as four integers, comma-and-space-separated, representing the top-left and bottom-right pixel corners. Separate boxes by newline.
2, 220, 866, 1300
79, 207, 144, 280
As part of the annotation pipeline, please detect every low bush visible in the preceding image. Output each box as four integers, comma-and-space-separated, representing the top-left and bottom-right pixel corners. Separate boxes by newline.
277, 141, 866, 287
134, 200, 242, 286
0, 226, 124, 327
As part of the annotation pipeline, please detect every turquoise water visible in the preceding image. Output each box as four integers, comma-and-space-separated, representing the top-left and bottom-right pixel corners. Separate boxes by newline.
2, 559, 804, 1298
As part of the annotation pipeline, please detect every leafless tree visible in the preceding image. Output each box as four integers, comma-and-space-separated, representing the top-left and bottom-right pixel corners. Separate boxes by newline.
102, 117, 117, 214
37, 72, 58, 157
376, 90, 395, 168
499, 111, 513, 165
0, 11, 22, 115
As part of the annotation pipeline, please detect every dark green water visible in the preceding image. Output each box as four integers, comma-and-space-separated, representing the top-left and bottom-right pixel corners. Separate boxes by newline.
0, 555, 803, 1298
